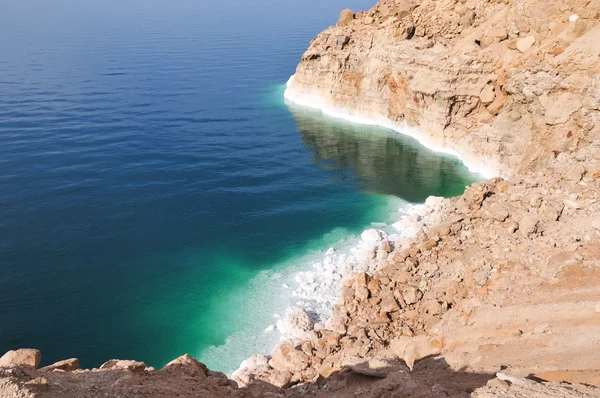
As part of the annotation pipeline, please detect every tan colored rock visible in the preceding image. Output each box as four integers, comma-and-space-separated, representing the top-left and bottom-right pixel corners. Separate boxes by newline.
486, 377, 510, 390
544, 92, 582, 125
24, 377, 48, 390
380, 292, 401, 313
0, 349, 41, 369
39, 358, 79, 372
346, 358, 395, 378
402, 285, 423, 305
100, 359, 147, 374
162, 354, 207, 377
269, 342, 310, 374
480, 84, 495, 105
269, 370, 292, 387
337, 9, 355, 27
390, 336, 441, 370
516, 35, 536, 52
519, 214, 539, 237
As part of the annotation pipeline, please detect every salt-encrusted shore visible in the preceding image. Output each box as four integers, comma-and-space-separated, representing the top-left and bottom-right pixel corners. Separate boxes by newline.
274, 196, 454, 337
284, 76, 500, 180
232, 194, 457, 383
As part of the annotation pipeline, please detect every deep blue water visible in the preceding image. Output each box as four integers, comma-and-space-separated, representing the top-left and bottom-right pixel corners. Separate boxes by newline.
0, 0, 477, 372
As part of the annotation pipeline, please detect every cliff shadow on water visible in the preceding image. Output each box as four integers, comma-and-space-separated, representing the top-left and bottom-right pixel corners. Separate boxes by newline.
286, 101, 481, 202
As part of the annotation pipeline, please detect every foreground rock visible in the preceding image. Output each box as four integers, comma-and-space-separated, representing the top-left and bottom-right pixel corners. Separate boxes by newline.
0, 350, 41, 369
0, 352, 283, 398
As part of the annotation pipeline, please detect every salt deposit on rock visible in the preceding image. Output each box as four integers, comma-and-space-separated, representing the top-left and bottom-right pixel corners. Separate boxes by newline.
276, 309, 314, 339
360, 228, 382, 244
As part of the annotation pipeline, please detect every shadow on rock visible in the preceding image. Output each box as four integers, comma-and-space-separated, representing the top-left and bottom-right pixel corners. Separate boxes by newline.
283, 355, 495, 397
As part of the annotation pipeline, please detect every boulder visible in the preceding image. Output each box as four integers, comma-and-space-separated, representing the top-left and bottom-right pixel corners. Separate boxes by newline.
100, 359, 147, 374
402, 286, 423, 305
337, 9, 355, 27
380, 292, 401, 313
481, 27, 508, 47
480, 84, 495, 104
390, 336, 441, 370
277, 309, 314, 339
40, 358, 79, 372
354, 272, 370, 300
269, 342, 310, 374
162, 354, 207, 377
24, 377, 48, 390
519, 214, 539, 237
239, 354, 270, 371
361, 228, 382, 244
543, 92, 582, 125
269, 370, 293, 388
516, 36, 536, 53
0, 349, 41, 369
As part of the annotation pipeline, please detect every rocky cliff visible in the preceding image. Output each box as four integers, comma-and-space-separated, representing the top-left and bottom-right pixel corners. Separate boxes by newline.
2, 0, 600, 397
285, 0, 600, 179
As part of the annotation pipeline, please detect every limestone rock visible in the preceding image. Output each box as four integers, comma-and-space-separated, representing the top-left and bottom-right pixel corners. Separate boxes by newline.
39, 358, 79, 372
162, 354, 208, 377
0, 349, 41, 369
269, 370, 293, 387
519, 214, 539, 237
337, 9, 355, 27
270, 342, 310, 374
402, 285, 423, 305
544, 93, 582, 125
480, 84, 495, 105
277, 309, 314, 339
516, 35, 536, 53
100, 359, 147, 374
380, 292, 401, 313
24, 377, 48, 390
390, 336, 441, 370
361, 228, 382, 244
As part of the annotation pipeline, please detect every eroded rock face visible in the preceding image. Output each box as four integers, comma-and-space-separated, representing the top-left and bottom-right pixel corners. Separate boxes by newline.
285, 0, 600, 179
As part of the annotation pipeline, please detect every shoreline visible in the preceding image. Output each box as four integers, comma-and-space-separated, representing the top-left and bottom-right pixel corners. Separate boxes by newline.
231, 80, 487, 380
232, 197, 456, 383
284, 75, 501, 181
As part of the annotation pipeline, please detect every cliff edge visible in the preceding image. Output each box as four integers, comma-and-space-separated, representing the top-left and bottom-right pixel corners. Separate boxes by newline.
285, 0, 600, 179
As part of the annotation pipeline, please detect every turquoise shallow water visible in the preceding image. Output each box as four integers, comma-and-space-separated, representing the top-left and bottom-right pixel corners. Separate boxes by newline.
0, 0, 478, 372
